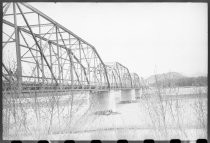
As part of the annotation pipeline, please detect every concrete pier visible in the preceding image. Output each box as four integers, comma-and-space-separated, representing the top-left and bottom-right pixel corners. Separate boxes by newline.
111, 90, 121, 104
135, 89, 142, 99
120, 89, 136, 102
89, 91, 116, 113
88, 88, 138, 113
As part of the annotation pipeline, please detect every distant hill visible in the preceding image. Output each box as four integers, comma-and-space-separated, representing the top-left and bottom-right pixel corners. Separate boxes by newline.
146, 72, 207, 87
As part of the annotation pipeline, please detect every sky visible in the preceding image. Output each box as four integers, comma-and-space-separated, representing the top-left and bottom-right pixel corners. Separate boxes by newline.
28, 2, 207, 78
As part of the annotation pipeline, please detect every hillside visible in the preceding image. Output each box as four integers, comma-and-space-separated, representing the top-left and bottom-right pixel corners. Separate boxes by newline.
146, 72, 185, 84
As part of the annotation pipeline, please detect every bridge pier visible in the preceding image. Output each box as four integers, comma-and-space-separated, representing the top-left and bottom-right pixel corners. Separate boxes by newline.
89, 90, 116, 113
135, 89, 142, 99
120, 89, 136, 102
111, 90, 121, 104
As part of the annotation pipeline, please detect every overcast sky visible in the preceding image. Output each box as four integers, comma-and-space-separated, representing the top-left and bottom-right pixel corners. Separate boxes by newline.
29, 2, 207, 78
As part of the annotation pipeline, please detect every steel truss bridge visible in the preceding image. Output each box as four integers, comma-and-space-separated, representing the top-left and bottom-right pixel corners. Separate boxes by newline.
2, 2, 144, 92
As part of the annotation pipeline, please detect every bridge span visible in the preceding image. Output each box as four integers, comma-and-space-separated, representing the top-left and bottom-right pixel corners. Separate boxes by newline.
3, 2, 145, 112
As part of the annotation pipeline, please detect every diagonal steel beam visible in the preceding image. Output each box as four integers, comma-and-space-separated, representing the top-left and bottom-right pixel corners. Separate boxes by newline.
116, 62, 133, 88
3, 30, 15, 49
115, 64, 123, 88
19, 30, 47, 81
3, 3, 11, 16
66, 49, 89, 84
57, 28, 89, 84
16, 3, 58, 85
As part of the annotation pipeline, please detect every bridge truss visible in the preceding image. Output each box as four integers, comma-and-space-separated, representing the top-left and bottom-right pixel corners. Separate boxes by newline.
2, 2, 142, 92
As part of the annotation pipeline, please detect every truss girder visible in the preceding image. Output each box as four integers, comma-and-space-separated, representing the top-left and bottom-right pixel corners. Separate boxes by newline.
131, 73, 141, 89
105, 62, 140, 89
2, 2, 141, 91
2, 2, 110, 90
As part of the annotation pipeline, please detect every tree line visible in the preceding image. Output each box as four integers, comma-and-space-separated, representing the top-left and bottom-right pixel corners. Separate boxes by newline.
150, 76, 207, 87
